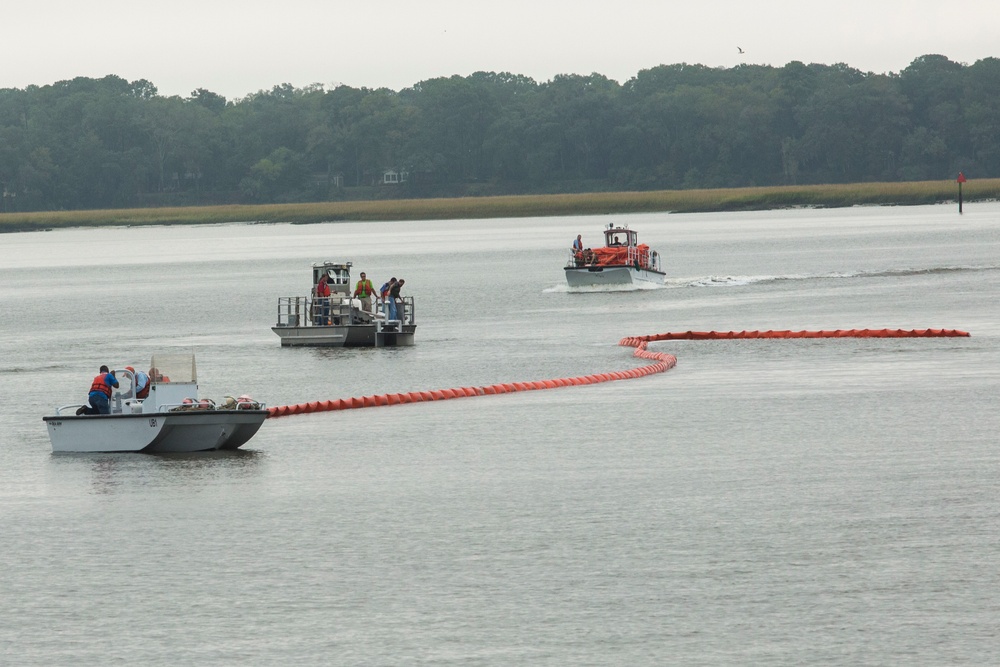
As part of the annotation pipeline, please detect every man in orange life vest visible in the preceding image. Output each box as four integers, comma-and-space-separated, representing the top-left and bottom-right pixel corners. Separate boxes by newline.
84, 365, 119, 415
353, 271, 374, 312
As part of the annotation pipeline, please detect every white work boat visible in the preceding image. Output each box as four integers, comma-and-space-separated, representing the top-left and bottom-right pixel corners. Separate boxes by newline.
272, 261, 416, 347
43, 353, 268, 454
565, 223, 665, 287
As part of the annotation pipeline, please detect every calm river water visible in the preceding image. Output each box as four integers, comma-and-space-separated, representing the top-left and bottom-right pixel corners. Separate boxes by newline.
1, 204, 999, 665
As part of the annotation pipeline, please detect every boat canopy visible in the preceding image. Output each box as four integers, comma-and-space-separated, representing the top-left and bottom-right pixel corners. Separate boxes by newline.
148, 353, 197, 384
604, 225, 638, 248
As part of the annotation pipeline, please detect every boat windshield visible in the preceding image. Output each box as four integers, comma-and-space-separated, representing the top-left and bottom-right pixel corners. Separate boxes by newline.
312, 262, 353, 291
604, 228, 637, 247
328, 267, 350, 285
148, 353, 197, 384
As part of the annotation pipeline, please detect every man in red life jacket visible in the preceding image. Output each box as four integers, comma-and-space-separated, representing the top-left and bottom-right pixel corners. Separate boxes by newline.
314, 273, 331, 324
353, 271, 374, 312
126, 365, 150, 399
82, 365, 119, 415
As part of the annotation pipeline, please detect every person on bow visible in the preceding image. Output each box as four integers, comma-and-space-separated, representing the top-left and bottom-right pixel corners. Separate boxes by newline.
353, 271, 374, 312
572, 234, 586, 265
81, 365, 119, 415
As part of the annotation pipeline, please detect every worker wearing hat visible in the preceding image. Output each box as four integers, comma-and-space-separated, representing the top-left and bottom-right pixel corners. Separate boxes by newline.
126, 366, 151, 399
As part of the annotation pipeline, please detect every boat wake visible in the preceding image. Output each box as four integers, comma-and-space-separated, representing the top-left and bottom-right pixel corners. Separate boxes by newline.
685, 265, 999, 288
547, 265, 999, 293
545, 281, 666, 294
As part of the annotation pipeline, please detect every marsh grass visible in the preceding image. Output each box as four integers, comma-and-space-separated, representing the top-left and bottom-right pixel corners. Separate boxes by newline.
2, 178, 997, 233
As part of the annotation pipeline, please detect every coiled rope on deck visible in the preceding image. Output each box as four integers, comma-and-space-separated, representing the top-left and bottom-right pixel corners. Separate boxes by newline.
266, 328, 969, 419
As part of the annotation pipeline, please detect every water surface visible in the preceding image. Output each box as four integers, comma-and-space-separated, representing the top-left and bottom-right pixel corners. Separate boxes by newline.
1, 204, 998, 665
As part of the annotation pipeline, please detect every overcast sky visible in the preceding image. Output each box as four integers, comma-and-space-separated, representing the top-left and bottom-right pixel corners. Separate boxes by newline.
6, 0, 999, 100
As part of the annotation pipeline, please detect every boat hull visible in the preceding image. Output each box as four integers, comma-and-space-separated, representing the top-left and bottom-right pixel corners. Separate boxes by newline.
43, 410, 269, 454
271, 323, 416, 347
564, 265, 665, 287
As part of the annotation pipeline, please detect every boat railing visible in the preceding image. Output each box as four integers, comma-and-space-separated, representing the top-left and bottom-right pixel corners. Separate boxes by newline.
277, 295, 415, 327
52, 401, 142, 416
568, 248, 603, 268
375, 295, 415, 325
629, 246, 662, 272
160, 399, 267, 412
276, 296, 311, 327
54, 398, 268, 416
647, 248, 661, 272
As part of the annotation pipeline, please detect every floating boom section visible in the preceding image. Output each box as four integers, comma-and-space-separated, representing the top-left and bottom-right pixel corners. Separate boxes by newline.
266, 328, 969, 419
619, 328, 970, 344
267, 340, 677, 418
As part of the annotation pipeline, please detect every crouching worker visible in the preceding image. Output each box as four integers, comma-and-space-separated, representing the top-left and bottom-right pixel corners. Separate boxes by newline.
126, 365, 150, 399
80, 365, 119, 415
380, 277, 397, 318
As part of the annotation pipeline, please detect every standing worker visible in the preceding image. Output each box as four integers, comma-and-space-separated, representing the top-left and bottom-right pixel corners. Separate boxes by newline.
353, 271, 374, 312
389, 278, 405, 322
314, 273, 331, 325
81, 365, 119, 415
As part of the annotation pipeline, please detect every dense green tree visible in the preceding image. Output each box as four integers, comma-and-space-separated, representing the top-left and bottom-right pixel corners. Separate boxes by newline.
0, 55, 997, 211
962, 58, 1000, 175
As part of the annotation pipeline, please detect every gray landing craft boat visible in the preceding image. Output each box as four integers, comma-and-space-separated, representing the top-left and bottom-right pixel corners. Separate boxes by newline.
272, 261, 416, 347
43, 354, 268, 454
565, 223, 665, 287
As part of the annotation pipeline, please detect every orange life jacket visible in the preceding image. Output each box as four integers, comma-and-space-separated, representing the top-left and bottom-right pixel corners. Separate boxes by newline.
354, 279, 373, 297
90, 373, 113, 397
136, 373, 150, 399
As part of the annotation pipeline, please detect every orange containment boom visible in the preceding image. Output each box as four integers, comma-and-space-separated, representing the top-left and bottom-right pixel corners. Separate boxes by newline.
266, 327, 969, 419
619, 328, 970, 345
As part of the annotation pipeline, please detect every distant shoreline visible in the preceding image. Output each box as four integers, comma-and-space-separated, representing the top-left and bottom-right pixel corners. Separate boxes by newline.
1, 179, 995, 234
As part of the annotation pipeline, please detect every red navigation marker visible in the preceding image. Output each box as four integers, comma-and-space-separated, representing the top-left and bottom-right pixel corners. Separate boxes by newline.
957, 172, 966, 213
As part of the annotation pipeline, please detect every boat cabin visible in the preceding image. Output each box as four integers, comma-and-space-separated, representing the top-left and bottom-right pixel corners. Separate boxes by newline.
604, 224, 638, 248
313, 261, 353, 296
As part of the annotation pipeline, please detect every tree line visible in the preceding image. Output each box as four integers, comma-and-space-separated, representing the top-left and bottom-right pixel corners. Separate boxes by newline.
0, 54, 996, 212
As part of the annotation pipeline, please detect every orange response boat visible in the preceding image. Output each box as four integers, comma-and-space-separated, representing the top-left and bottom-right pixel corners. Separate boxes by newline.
565, 223, 665, 287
